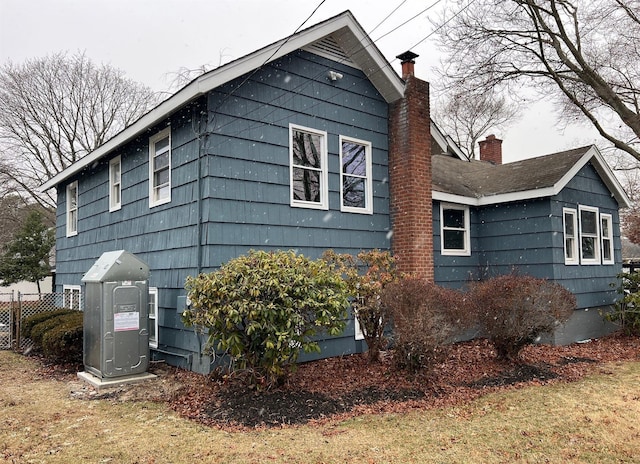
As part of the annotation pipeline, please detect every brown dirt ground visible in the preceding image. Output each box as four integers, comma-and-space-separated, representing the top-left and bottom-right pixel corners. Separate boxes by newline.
36, 332, 640, 431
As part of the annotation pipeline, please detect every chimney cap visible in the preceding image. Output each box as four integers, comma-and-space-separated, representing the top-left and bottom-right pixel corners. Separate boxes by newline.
396, 51, 419, 64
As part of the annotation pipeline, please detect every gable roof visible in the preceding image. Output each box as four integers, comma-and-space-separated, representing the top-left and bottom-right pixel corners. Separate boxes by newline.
433, 145, 631, 207
40, 10, 404, 192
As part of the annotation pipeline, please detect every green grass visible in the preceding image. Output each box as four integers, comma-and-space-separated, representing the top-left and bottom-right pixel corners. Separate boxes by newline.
1, 351, 639, 463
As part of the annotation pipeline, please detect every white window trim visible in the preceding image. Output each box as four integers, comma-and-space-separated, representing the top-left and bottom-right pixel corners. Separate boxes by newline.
289, 124, 328, 210
149, 127, 171, 208
354, 314, 364, 341
109, 155, 122, 212
66, 181, 78, 237
149, 287, 158, 349
339, 135, 373, 214
563, 207, 579, 265
63, 285, 81, 311
579, 205, 601, 265
440, 203, 471, 256
601, 213, 614, 265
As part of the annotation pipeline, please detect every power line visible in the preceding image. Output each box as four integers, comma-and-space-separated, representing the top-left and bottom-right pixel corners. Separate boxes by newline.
206, 0, 458, 150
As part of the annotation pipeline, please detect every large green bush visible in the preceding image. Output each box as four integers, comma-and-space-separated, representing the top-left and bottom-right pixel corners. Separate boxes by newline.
21, 308, 76, 338
606, 272, 640, 336
183, 250, 349, 388
41, 311, 83, 363
23, 310, 83, 364
470, 274, 576, 361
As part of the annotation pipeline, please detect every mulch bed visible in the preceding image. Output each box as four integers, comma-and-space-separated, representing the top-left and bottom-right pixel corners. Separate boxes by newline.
35, 332, 640, 431
167, 333, 640, 430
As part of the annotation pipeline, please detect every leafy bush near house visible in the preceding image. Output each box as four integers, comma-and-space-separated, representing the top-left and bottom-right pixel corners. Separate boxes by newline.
183, 250, 349, 388
22, 309, 83, 363
41, 311, 84, 363
21, 308, 76, 339
382, 277, 468, 373
323, 249, 398, 363
606, 272, 640, 336
470, 275, 576, 361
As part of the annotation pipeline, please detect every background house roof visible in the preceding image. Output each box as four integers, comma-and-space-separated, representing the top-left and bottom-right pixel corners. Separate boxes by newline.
433, 145, 631, 207
40, 10, 404, 192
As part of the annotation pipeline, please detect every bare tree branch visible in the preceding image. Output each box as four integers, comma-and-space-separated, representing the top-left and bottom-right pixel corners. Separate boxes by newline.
0, 52, 158, 208
434, 0, 640, 161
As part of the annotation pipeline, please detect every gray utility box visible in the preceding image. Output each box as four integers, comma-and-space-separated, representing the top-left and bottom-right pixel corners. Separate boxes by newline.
82, 250, 150, 379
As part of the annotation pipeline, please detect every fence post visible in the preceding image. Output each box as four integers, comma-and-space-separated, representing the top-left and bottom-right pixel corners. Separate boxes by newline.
13, 292, 21, 351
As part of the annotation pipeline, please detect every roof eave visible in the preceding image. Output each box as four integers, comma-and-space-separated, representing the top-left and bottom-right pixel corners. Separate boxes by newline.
39, 11, 404, 192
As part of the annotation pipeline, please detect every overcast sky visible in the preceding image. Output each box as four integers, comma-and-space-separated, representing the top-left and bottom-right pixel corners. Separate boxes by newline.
0, 0, 600, 161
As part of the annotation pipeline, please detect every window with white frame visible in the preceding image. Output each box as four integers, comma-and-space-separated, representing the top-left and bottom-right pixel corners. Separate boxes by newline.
66, 181, 78, 237
340, 136, 373, 214
563, 208, 579, 265
149, 127, 171, 207
579, 205, 601, 264
601, 213, 614, 265
109, 156, 122, 211
63, 285, 81, 311
440, 203, 470, 256
290, 124, 328, 209
148, 287, 158, 348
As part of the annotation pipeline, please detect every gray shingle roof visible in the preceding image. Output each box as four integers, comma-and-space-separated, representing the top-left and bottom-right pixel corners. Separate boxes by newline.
433, 146, 592, 199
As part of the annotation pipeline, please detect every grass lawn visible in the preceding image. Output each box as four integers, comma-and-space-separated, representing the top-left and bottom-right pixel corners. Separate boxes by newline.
1, 350, 639, 463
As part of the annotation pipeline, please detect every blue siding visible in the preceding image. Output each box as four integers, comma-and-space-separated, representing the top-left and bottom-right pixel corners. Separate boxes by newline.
550, 163, 622, 309
434, 162, 623, 315
54, 50, 391, 371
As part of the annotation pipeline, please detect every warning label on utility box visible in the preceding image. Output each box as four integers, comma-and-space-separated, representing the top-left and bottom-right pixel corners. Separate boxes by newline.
114, 311, 140, 332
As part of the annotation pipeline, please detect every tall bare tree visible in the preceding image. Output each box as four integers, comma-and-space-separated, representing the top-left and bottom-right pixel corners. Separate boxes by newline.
432, 88, 519, 159
0, 52, 158, 211
434, 0, 640, 161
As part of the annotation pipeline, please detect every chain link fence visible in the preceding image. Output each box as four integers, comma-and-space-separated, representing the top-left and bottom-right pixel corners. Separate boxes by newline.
0, 291, 83, 352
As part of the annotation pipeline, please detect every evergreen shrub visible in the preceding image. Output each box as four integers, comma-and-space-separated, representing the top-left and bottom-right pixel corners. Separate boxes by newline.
183, 250, 349, 388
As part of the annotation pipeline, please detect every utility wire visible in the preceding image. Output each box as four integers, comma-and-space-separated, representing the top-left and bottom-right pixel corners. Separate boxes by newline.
207, 0, 466, 150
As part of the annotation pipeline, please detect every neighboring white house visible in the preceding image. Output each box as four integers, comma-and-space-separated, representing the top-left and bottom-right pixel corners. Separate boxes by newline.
0, 277, 53, 297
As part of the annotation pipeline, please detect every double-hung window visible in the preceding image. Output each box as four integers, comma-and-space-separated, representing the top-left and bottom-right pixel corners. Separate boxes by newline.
579, 205, 601, 264
601, 213, 614, 265
563, 208, 579, 265
66, 181, 78, 237
109, 156, 122, 211
290, 124, 328, 210
440, 203, 470, 256
340, 136, 373, 214
148, 287, 158, 348
149, 127, 171, 207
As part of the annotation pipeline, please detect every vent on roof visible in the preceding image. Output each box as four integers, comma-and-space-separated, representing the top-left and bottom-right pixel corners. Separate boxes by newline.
304, 35, 358, 68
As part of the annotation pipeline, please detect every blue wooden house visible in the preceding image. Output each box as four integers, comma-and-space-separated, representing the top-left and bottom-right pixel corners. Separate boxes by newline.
40, 11, 630, 373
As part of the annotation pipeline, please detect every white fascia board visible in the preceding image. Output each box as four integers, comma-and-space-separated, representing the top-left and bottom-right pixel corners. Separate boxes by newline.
433, 146, 631, 208
40, 11, 403, 192
434, 186, 560, 206
430, 121, 467, 160
588, 147, 632, 208
432, 191, 477, 205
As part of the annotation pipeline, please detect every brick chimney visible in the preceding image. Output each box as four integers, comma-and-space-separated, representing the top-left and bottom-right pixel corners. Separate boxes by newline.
478, 134, 503, 164
388, 51, 433, 280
